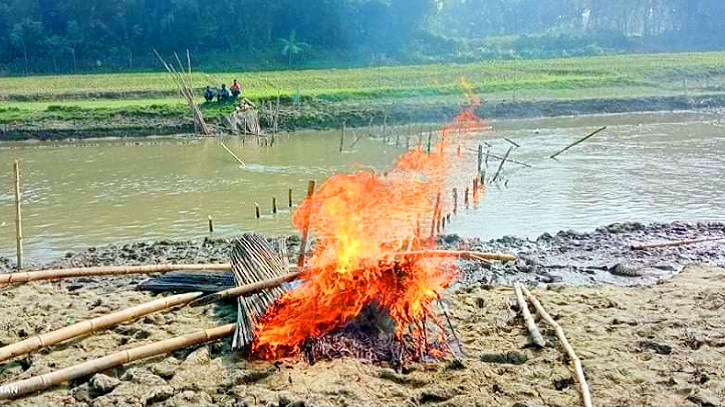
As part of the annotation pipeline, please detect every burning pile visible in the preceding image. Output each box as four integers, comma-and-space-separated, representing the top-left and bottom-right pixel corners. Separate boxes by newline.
253, 86, 490, 363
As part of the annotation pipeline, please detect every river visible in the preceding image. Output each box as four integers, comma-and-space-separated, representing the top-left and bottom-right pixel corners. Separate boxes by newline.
1, 110, 723, 263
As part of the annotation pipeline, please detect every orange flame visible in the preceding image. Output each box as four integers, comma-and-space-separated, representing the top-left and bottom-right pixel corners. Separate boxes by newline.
252, 82, 491, 359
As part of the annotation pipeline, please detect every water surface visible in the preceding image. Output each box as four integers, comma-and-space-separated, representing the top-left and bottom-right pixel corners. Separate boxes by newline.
1, 111, 723, 263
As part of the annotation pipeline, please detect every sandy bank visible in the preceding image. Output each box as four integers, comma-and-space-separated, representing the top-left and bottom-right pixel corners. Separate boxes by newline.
1, 263, 723, 406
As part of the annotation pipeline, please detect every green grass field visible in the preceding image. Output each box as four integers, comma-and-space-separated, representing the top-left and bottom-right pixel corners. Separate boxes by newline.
2, 51, 725, 128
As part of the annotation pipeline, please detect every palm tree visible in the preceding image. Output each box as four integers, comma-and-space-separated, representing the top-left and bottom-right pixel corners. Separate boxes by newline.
279, 30, 308, 67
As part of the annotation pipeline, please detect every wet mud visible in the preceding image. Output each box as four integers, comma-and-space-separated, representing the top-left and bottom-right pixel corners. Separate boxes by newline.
1, 222, 724, 406
450, 221, 725, 288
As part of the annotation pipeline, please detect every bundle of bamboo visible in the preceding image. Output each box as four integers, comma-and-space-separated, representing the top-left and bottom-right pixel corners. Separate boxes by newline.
229, 234, 291, 349
154, 49, 212, 136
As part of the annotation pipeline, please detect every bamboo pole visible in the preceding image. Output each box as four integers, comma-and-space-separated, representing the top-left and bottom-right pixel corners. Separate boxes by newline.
382, 115, 388, 141
13, 160, 22, 270
255, 203, 260, 219
272, 197, 277, 214
477, 145, 483, 174
0, 324, 235, 400
491, 146, 513, 183
0, 264, 231, 285
452, 188, 458, 215
0, 292, 201, 363
297, 180, 316, 267
465, 147, 532, 168
219, 142, 246, 167
464, 187, 469, 208
395, 250, 513, 262
520, 285, 592, 407
513, 282, 546, 348
427, 130, 432, 152
504, 137, 520, 148
339, 123, 345, 152
275, 91, 280, 133
430, 192, 441, 239
630, 236, 725, 250
190, 271, 301, 307
207, 215, 214, 234
550, 126, 607, 159
288, 188, 293, 207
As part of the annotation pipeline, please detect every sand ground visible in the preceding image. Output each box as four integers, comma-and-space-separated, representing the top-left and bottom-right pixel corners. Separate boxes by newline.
1, 263, 723, 406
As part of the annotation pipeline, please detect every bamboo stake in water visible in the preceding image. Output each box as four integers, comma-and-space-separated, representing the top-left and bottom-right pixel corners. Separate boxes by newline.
504, 137, 520, 148
491, 146, 513, 183
255, 203, 260, 219
477, 144, 483, 174
288, 188, 293, 207
272, 197, 277, 214
0, 324, 236, 400
207, 215, 213, 234
13, 160, 22, 270
275, 91, 280, 133
339, 123, 346, 152
430, 192, 441, 239
219, 142, 246, 167
427, 130, 433, 152
382, 115, 388, 142
550, 126, 607, 159
297, 180, 316, 267
464, 187, 469, 208
452, 188, 458, 215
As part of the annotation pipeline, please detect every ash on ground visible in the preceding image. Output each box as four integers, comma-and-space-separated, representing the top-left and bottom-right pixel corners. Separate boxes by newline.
446, 221, 725, 288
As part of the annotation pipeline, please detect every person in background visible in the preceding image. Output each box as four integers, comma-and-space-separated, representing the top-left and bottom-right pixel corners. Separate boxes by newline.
217, 84, 229, 102
230, 79, 241, 100
204, 86, 215, 102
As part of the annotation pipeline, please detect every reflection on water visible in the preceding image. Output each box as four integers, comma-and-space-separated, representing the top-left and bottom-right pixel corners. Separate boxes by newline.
1, 111, 723, 263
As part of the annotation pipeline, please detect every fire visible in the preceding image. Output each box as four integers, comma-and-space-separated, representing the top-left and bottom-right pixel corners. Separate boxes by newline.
252, 83, 490, 360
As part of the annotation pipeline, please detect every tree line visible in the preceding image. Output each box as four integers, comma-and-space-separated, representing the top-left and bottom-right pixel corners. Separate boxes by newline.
0, 0, 723, 75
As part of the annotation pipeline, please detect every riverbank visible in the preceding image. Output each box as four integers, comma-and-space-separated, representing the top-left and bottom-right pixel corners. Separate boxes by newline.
2, 51, 725, 140
1, 222, 723, 405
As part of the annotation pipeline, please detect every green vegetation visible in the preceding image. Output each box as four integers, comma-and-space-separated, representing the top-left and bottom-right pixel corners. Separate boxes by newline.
1, 0, 724, 74
2, 51, 725, 139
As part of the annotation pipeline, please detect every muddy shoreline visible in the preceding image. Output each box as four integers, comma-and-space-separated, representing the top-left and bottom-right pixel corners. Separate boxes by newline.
3, 93, 725, 141
2, 221, 723, 288
1, 222, 724, 405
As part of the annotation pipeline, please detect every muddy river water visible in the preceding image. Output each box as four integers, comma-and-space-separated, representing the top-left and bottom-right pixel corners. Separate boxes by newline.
1, 110, 723, 263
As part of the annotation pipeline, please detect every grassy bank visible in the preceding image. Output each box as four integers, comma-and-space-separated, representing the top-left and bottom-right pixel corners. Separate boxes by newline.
2, 51, 725, 139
